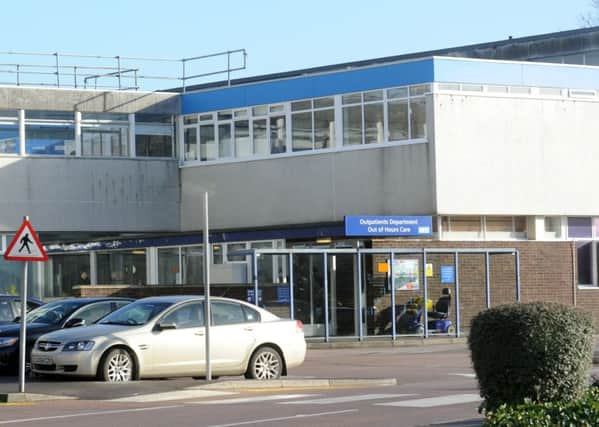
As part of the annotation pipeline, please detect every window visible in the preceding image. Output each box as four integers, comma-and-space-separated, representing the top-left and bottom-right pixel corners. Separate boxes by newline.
212, 244, 223, 264
568, 217, 593, 239
227, 243, 247, 262
97, 250, 146, 286
182, 246, 204, 285
270, 115, 286, 154
158, 247, 179, 285
81, 113, 128, 157
135, 114, 174, 158
292, 97, 334, 151
199, 124, 216, 161
184, 127, 197, 161
544, 216, 562, 239
241, 304, 260, 323
72, 302, 114, 324
161, 302, 204, 328
0, 111, 18, 154
26, 110, 75, 156
441, 216, 482, 240
211, 301, 246, 326
485, 216, 527, 239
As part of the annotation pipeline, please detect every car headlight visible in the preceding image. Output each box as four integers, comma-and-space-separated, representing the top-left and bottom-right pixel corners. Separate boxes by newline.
0, 337, 17, 348
62, 340, 95, 352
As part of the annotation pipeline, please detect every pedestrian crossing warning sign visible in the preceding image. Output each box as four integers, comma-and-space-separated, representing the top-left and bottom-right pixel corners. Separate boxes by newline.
4, 219, 48, 261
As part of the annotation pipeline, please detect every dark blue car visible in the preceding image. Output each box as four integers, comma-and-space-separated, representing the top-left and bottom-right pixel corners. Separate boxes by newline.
0, 297, 133, 373
0, 295, 44, 324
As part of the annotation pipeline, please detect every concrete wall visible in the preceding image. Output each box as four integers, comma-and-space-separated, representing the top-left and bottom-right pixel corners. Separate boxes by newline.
0, 86, 179, 114
434, 92, 599, 215
181, 142, 436, 231
0, 157, 180, 232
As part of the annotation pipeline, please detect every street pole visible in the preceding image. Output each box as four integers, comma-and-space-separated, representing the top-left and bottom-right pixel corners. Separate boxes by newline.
18, 261, 28, 393
203, 192, 212, 381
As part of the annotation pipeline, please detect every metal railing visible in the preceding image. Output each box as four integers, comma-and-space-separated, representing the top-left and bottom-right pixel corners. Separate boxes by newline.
0, 49, 247, 92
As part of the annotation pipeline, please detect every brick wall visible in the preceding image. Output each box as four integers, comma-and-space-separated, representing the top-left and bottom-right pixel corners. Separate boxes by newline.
371, 240, 580, 330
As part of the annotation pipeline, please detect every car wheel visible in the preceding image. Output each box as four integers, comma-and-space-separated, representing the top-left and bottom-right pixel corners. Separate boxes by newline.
245, 346, 282, 380
100, 348, 134, 383
446, 325, 456, 335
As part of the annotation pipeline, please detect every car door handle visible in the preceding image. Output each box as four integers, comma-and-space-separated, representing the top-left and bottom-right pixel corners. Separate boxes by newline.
195, 331, 205, 336
243, 327, 254, 332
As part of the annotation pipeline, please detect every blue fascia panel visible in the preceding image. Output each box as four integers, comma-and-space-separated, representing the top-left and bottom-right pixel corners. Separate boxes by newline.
182, 59, 434, 114
434, 57, 599, 89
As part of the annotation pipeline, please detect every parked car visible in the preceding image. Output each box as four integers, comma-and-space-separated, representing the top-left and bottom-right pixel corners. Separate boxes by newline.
31, 295, 307, 382
0, 297, 133, 373
0, 295, 44, 324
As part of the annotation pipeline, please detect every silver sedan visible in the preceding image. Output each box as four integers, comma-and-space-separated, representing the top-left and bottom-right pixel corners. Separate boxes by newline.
31, 296, 306, 382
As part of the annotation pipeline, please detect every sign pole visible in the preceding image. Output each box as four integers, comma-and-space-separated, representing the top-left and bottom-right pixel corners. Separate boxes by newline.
18, 260, 28, 393
3, 215, 48, 395
203, 192, 212, 381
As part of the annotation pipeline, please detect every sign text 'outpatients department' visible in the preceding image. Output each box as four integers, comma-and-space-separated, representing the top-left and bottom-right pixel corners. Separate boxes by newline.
344, 216, 433, 236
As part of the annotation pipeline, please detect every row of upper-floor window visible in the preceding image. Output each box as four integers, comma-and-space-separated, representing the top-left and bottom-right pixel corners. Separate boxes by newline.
0, 110, 175, 158
181, 84, 430, 163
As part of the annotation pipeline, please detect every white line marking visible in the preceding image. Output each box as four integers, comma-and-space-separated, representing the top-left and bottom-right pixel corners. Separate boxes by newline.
200, 409, 358, 427
449, 373, 476, 378
0, 405, 183, 425
110, 389, 235, 402
281, 393, 416, 405
376, 394, 481, 408
191, 394, 315, 404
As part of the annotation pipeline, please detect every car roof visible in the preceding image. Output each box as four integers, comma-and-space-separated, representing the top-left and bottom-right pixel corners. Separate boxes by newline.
135, 295, 252, 305
45, 297, 134, 304
0, 295, 44, 304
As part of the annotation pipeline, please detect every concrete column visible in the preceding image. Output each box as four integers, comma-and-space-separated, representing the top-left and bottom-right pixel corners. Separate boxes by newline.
90, 252, 97, 285
74, 111, 82, 157
18, 109, 25, 156
128, 113, 136, 157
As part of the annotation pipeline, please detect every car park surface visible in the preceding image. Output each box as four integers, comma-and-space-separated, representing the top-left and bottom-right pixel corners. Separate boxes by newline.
32, 295, 306, 382
0, 297, 133, 373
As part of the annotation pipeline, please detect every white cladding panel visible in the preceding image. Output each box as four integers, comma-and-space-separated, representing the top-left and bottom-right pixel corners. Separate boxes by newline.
180, 144, 436, 231
434, 93, 599, 215
0, 157, 180, 232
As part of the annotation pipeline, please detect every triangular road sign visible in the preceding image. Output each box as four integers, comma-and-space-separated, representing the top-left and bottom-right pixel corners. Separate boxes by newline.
4, 219, 48, 261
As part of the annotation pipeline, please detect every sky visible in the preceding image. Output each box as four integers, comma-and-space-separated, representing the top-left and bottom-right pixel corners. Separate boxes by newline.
1, 0, 597, 90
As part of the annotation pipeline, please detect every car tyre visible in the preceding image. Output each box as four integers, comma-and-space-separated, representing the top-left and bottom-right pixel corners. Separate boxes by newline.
99, 348, 134, 383
245, 346, 283, 380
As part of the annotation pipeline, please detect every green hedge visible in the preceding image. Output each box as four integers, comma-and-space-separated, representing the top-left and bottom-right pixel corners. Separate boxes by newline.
469, 302, 594, 412
484, 387, 599, 426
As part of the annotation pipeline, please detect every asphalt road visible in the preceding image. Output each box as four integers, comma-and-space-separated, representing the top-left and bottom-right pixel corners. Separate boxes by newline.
0, 344, 485, 426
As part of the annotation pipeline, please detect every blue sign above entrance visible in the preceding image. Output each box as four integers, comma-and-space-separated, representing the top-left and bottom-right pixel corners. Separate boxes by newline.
344, 216, 433, 237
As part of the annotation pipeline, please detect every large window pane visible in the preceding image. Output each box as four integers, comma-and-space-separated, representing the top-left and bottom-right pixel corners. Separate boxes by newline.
292, 112, 312, 152
218, 123, 233, 158
364, 103, 384, 144
199, 124, 216, 161
0, 124, 18, 154
182, 246, 203, 285
47, 254, 90, 297
270, 116, 286, 154
314, 109, 334, 149
577, 242, 593, 284
97, 250, 146, 285
568, 217, 592, 238
234, 120, 250, 158
343, 105, 362, 145
158, 247, 179, 285
26, 125, 74, 155
135, 115, 173, 158
81, 128, 127, 157
410, 98, 427, 139
184, 127, 197, 161
388, 100, 409, 141
253, 119, 268, 155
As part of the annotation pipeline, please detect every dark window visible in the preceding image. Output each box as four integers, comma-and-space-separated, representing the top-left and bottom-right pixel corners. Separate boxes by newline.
241, 305, 261, 323
211, 301, 245, 326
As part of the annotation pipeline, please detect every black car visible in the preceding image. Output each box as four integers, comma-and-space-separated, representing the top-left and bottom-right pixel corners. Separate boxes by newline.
0, 295, 44, 324
0, 297, 133, 373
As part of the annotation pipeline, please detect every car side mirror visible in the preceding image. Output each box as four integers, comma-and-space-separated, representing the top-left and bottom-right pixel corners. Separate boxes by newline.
65, 318, 86, 328
13, 316, 20, 323
157, 321, 177, 331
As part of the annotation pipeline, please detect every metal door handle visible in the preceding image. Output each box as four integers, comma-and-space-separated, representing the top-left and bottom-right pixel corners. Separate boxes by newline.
195, 331, 205, 336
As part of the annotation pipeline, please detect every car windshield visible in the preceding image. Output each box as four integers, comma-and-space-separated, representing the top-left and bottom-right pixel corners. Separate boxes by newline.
25, 301, 85, 325
99, 301, 173, 326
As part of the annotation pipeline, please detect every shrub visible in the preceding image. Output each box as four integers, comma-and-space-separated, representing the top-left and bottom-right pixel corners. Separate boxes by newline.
484, 387, 599, 426
469, 302, 594, 412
